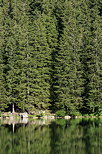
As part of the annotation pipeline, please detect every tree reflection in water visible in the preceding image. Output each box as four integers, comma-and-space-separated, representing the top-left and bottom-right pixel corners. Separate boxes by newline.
0, 118, 102, 154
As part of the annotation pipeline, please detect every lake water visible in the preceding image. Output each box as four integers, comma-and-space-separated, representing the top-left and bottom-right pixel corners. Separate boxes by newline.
0, 118, 102, 154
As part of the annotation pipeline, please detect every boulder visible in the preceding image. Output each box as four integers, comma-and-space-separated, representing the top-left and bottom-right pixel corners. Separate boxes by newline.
20, 112, 28, 118
47, 116, 55, 119
64, 115, 71, 119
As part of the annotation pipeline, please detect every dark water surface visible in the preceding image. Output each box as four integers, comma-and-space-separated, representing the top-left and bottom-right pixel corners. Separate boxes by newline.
0, 118, 102, 154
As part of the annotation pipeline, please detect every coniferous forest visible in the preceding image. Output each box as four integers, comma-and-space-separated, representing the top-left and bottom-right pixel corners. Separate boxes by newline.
0, 0, 102, 115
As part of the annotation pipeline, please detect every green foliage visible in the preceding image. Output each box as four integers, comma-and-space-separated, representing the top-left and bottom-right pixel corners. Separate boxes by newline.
53, 0, 84, 112
69, 111, 82, 117
0, 0, 102, 115
55, 110, 66, 117
37, 113, 45, 118
28, 114, 37, 118
55, 119, 67, 127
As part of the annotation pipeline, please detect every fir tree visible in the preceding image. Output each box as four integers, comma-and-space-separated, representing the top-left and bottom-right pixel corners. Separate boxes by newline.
81, 0, 102, 113
28, 1, 52, 110
0, 0, 16, 111
0, 1, 6, 110
54, 0, 84, 114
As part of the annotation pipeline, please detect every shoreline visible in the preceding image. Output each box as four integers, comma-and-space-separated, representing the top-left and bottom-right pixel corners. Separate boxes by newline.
0, 112, 102, 120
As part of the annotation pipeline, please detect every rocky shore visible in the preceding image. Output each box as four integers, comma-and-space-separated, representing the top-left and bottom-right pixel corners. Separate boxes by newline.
0, 112, 101, 120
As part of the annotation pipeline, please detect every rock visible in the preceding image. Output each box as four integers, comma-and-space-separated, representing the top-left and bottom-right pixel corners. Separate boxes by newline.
43, 116, 48, 119
47, 116, 55, 119
20, 118, 28, 123
32, 116, 38, 119
20, 112, 28, 118
64, 116, 71, 119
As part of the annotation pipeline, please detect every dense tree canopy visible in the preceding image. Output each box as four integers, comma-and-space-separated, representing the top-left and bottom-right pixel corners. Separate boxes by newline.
0, 0, 102, 115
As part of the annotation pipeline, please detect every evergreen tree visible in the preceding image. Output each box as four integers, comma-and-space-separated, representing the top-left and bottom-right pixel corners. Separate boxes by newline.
0, 0, 15, 111
13, 0, 31, 111
80, 0, 102, 114
40, 0, 58, 110
28, 1, 52, 110
0, 1, 6, 110
50, 0, 65, 111
54, 0, 84, 114
0, 0, 31, 111
87, 0, 102, 113
0, 0, 102, 114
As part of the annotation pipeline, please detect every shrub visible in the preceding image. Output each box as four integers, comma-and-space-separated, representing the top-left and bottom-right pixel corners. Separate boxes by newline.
69, 110, 82, 117
37, 113, 44, 118
89, 113, 95, 116
55, 110, 66, 117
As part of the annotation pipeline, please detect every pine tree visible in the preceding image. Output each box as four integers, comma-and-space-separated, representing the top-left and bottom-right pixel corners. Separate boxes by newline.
28, 1, 52, 110
13, 0, 31, 111
81, 0, 102, 114
40, 0, 58, 111
0, 0, 31, 112
50, 0, 65, 111
0, 0, 101, 114
54, 0, 84, 114
84, 0, 102, 113
0, 1, 6, 110
0, 0, 16, 111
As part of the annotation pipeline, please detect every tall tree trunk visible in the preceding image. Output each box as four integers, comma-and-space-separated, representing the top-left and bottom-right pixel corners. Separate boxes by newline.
12, 103, 15, 113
